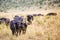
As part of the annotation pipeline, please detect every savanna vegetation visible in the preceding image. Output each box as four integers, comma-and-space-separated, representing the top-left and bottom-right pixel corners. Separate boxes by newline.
0, 12, 60, 40
0, 0, 60, 40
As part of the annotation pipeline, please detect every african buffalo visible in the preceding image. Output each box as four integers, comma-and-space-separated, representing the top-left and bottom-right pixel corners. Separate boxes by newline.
47, 13, 57, 16
33, 14, 38, 16
14, 15, 23, 36
10, 20, 22, 36
10, 15, 28, 36
37, 14, 44, 16
10, 15, 26, 36
10, 20, 16, 35
33, 14, 43, 16
27, 15, 33, 24
20, 22, 28, 34
0, 18, 10, 26
14, 16, 28, 34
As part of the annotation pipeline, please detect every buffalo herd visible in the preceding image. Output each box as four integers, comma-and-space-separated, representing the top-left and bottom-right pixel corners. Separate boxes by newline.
0, 13, 57, 36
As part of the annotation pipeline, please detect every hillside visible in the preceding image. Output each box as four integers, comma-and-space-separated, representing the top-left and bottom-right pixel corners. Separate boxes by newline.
0, 0, 60, 12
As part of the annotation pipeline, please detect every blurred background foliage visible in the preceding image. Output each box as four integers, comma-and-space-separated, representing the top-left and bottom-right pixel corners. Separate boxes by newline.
0, 0, 60, 12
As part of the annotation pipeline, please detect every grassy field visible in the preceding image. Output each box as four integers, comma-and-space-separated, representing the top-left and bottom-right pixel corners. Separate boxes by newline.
0, 9, 60, 40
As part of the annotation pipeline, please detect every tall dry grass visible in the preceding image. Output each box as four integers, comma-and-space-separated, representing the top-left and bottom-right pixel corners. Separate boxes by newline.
0, 12, 60, 40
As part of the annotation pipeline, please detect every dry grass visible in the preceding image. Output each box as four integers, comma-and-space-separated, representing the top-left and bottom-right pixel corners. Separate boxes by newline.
0, 10, 60, 40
